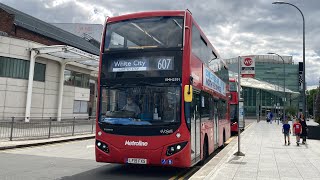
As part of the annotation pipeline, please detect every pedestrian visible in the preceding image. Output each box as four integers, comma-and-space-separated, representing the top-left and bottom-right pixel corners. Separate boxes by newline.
299, 114, 308, 144
266, 110, 270, 123
269, 111, 273, 124
292, 119, 302, 146
282, 120, 291, 145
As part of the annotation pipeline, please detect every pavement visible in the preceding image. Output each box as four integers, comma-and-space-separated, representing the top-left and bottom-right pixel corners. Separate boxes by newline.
1, 119, 320, 180
0, 134, 95, 150
190, 120, 320, 180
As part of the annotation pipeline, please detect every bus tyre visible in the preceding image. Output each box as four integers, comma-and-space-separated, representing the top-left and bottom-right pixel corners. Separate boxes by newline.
221, 130, 226, 148
200, 137, 208, 165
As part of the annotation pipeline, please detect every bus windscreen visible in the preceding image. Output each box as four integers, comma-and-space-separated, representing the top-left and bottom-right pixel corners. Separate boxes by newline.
104, 16, 183, 50
99, 86, 181, 126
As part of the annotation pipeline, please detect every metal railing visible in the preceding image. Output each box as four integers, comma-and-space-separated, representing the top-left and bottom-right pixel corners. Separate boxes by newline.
0, 116, 96, 141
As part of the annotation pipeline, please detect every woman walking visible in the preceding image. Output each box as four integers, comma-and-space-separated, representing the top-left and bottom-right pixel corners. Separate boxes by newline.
300, 114, 308, 144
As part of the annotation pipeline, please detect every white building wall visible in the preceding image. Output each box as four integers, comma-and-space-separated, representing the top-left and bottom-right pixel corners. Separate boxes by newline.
0, 36, 92, 120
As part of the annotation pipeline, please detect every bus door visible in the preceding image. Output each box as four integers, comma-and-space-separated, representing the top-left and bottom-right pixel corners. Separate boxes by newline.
190, 91, 201, 164
213, 99, 219, 148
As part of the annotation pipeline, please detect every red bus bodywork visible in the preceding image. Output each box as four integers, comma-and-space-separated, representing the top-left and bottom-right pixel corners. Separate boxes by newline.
229, 78, 239, 134
95, 10, 230, 168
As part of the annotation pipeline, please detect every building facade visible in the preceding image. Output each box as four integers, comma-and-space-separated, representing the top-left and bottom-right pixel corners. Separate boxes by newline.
0, 3, 100, 120
225, 55, 301, 117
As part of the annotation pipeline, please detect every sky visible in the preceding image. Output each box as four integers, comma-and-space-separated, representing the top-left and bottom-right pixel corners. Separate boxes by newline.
1, 0, 320, 90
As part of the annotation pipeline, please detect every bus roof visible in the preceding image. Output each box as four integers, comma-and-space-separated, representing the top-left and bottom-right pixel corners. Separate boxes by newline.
106, 10, 185, 23
229, 78, 237, 82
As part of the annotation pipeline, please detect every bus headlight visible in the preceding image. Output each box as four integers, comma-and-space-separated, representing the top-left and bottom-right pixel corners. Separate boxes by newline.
96, 140, 109, 153
166, 142, 188, 156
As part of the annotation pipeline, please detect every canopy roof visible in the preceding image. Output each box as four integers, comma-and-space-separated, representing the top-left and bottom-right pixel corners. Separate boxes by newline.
32, 45, 99, 69
229, 71, 300, 98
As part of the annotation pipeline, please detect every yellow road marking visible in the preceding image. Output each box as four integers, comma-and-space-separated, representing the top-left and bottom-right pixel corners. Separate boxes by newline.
245, 122, 253, 129
170, 122, 254, 180
169, 168, 190, 180
225, 136, 235, 144
178, 167, 199, 180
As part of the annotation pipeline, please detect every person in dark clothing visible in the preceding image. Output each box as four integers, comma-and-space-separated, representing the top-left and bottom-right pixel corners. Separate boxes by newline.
299, 114, 308, 144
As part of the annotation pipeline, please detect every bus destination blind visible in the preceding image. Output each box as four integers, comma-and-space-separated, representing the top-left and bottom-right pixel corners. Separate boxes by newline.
109, 56, 174, 72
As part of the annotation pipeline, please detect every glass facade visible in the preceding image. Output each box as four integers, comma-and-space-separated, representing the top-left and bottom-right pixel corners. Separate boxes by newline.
226, 55, 300, 117
64, 70, 90, 88
0, 56, 46, 82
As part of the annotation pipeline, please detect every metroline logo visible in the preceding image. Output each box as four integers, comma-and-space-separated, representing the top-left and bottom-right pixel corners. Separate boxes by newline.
125, 140, 148, 146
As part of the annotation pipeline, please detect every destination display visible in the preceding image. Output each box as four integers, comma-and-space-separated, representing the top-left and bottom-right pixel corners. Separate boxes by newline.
108, 56, 174, 72
203, 66, 226, 96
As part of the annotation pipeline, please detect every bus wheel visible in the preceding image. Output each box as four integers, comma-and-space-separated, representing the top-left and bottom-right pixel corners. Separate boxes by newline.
200, 136, 208, 165
221, 130, 226, 148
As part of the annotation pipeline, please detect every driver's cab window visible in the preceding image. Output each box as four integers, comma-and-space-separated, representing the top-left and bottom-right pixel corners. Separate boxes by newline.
100, 86, 180, 126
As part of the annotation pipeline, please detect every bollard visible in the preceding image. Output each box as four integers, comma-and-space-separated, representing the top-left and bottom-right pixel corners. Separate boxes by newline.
9, 117, 15, 141
48, 117, 52, 138
72, 117, 75, 136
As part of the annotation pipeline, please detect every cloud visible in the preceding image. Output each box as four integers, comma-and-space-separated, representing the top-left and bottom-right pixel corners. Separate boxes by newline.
1, 0, 319, 87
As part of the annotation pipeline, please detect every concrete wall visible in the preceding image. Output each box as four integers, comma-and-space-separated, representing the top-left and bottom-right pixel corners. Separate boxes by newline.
0, 36, 91, 120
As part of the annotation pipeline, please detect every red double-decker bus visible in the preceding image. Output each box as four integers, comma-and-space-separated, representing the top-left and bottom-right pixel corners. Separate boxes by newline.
229, 77, 245, 134
229, 78, 239, 134
95, 10, 230, 168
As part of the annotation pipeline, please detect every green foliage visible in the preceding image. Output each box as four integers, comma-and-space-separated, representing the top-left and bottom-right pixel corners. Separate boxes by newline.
315, 89, 320, 124
307, 89, 318, 116
286, 106, 297, 117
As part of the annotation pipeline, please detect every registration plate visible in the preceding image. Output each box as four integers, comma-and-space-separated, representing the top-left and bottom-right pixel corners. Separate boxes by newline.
127, 158, 147, 164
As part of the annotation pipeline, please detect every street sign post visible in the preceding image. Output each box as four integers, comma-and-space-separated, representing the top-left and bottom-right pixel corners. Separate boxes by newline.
241, 56, 255, 78
234, 56, 245, 157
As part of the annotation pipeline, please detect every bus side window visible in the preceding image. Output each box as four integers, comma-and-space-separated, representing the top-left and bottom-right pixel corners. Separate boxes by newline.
209, 97, 214, 120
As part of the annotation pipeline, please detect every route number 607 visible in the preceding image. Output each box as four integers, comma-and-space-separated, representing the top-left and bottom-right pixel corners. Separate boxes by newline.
157, 58, 171, 70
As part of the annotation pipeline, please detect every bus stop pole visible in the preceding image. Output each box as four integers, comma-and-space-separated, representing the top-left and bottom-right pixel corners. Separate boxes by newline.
234, 56, 245, 156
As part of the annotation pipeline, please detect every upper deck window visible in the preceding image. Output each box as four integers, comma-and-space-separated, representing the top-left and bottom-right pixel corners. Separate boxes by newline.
104, 16, 183, 51
191, 24, 217, 65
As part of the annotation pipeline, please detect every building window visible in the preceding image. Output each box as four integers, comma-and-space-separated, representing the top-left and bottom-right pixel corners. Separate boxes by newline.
64, 69, 89, 88
34, 63, 46, 81
73, 100, 88, 113
64, 70, 73, 85
0, 56, 45, 82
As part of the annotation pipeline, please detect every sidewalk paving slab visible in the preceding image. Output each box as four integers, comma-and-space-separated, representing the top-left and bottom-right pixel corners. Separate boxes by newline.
0, 134, 95, 150
190, 120, 320, 180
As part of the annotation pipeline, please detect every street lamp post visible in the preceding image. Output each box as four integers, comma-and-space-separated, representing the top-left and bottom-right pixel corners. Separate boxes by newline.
268, 53, 285, 124
272, 1, 306, 119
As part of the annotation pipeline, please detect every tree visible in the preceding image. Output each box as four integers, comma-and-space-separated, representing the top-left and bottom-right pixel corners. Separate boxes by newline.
307, 89, 318, 116
315, 88, 320, 124
315, 78, 320, 124
286, 106, 297, 118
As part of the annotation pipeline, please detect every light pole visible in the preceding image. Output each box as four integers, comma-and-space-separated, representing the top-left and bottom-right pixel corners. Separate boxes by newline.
268, 53, 285, 124
272, 1, 306, 119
